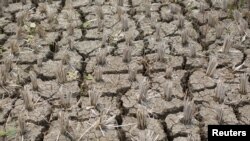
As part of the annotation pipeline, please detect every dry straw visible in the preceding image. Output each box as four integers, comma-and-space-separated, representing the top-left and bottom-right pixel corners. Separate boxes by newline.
137, 108, 147, 130
128, 67, 137, 82
30, 71, 39, 91
122, 46, 132, 63
206, 56, 218, 77
239, 73, 248, 94
182, 98, 194, 125
55, 63, 67, 84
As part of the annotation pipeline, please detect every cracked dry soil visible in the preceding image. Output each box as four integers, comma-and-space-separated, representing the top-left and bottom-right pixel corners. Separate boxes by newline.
0, 0, 250, 141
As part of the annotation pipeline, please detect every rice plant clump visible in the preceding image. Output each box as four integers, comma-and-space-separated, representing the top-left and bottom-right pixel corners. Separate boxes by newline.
215, 24, 224, 39
207, 13, 218, 27
165, 66, 173, 79
96, 4, 104, 20
117, 0, 124, 6
122, 46, 132, 63
206, 56, 218, 77
144, 0, 151, 18
138, 78, 149, 104
189, 44, 196, 58
37, 56, 43, 67
59, 87, 71, 108
121, 14, 129, 32
62, 53, 70, 65
0, 66, 7, 86
18, 114, 26, 135
128, 67, 137, 82
137, 130, 159, 141
30, 71, 39, 91
181, 29, 188, 45
137, 108, 147, 130
10, 40, 20, 56
163, 81, 173, 101
239, 73, 248, 94
215, 80, 226, 104
55, 63, 67, 84
155, 23, 161, 42
88, 88, 100, 108
22, 89, 34, 111
221, 35, 233, 53
178, 14, 185, 29
59, 111, 70, 135
4, 57, 12, 72
156, 45, 165, 62
96, 50, 106, 66
216, 106, 224, 124
182, 99, 194, 125
94, 67, 103, 82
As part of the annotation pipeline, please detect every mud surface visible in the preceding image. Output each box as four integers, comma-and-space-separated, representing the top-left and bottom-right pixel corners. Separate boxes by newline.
0, 0, 250, 141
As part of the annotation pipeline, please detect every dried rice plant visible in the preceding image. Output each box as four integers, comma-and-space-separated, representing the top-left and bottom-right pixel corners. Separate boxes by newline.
137, 108, 147, 130
55, 63, 67, 84
18, 114, 26, 135
122, 46, 132, 63
128, 67, 137, 82
215, 80, 226, 104
239, 73, 248, 94
206, 56, 218, 77
182, 98, 194, 125
22, 89, 33, 111
30, 71, 39, 91
94, 67, 103, 82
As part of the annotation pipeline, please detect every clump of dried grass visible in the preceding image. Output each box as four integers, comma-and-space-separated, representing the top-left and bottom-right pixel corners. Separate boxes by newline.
215, 24, 224, 39
121, 14, 129, 32
221, 35, 233, 53
165, 66, 173, 79
59, 111, 69, 134
96, 4, 104, 20
207, 13, 218, 27
181, 29, 188, 45
0, 66, 7, 86
62, 52, 70, 65
216, 106, 224, 124
215, 80, 226, 104
137, 108, 147, 130
155, 23, 161, 42
36, 24, 46, 39
4, 57, 12, 72
189, 44, 196, 58
156, 45, 165, 62
137, 130, 159, 141
182, 98, 194, 125
30, 71, 39, 91
37, 56, 43, 67
206, 56, 218, 77
239, 73, 248, 94
122, 46, 132, 63
9, 40, 20, 56
94, 67, 103, 82
22, 89, 33, 111
18, 114, 26, 135
144, 0, 151, 18
59, 87, 71, 108
88, 88, 100, 108
96, 50, 106, 66
164, 81, 173, 101
55, 63, 67, 84
128, 67, 137, 82
138, 78, 149, 104
178, 14, 185, 29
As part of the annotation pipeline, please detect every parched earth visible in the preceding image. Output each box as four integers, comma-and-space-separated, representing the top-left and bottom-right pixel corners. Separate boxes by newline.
0, 0, 250, 141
